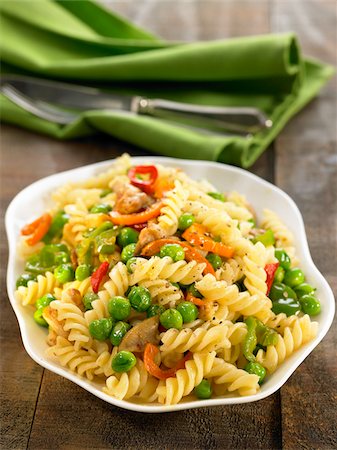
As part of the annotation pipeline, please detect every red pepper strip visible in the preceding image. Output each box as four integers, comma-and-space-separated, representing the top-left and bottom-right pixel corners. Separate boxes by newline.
91, 261, 110, 294
141, 238, 215, 275
21, 213, 52, 246
144, 343, 192, 380
109, 202, 163, 226
185, 292, 205, 306
265, 262, 280, 296
182, 223, 234, 258
128, 165, 158, 195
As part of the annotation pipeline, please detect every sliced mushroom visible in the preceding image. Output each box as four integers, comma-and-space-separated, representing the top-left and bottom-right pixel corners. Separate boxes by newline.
119, 315, 160, 352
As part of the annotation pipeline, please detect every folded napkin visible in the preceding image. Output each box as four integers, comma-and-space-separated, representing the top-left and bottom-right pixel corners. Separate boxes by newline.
0, 0, 334, 167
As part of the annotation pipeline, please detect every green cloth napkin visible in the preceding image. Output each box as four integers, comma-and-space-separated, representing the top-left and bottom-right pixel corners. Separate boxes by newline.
0, 0, 334, 167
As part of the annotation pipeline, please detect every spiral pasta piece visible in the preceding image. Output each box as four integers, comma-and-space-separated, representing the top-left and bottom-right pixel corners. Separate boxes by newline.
215, 257, 244, 284
207, 358, 260, 396
50, 294, 92, 350
104, 359, 159, 401
46, 336, 100, 380
139, 279, 183, 308
160, 322, 231, 356
156, 352, 216, 405
184, 201, 238, 244
129, 256, 205, 286
85, 262, 129, 323
261, 209, 294, 248
157, 180, 188, 236
256, 315, 318, 373
196, 275, 272, 321
95, 347, 118, 377
15, 271, 58, 306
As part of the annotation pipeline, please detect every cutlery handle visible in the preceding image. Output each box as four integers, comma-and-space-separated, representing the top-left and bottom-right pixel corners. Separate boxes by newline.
135, 97, 272, 134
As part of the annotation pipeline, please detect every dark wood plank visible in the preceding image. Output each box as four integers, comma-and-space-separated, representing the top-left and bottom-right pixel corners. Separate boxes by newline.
271, 1, 337, 448
27, 371, 281, 450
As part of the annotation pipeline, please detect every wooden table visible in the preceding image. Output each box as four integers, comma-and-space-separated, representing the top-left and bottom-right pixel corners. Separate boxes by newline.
1, 1, 336, 449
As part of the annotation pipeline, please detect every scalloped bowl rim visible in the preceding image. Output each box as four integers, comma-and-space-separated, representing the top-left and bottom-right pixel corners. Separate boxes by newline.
5, 156, 335, 413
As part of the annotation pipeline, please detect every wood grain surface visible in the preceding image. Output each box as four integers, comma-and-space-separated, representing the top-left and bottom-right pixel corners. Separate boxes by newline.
1, 1, 336, 449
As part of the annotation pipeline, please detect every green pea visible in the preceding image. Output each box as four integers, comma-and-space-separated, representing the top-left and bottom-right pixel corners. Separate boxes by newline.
274, 249, 291, 270
206, 253, 222, 270
117, 227, 139, 248
35, 293, 56, 310
244, 362, 266, 385
187, 283, 203, 299
75, 264, 91, 281
147, 304, 165, 318
108, 296, 131, 321
16, 273, 36, 288
160, 244, 185, 262
82, 292, 98, 311
90, 203, 112, 214
252, 229, 275, 247
283, 267, 305, 288
208, 192, 226, 202
33, 309, 48, 327
89, 318, 114, 341
274, 266, 285, 283
121, 243, 137, 263
178, 213, 195, 231
160, 308, 183, 330
110, 321, 131, 346
126, 257, 138, 273
299, 294, 321, 316
128, 286, 152, 312
100, 188, 112, 198
294, 283, 316, 297
111, 351, 137, 373
194, 379, 212, 399
177, 301, 198, 323
54, 263, 75, 284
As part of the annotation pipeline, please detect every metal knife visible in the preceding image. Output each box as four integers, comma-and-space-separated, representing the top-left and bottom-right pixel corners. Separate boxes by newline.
0, 75, 272, 134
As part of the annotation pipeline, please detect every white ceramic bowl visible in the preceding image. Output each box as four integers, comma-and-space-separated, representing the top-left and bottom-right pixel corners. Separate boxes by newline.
6, 157, 335, 413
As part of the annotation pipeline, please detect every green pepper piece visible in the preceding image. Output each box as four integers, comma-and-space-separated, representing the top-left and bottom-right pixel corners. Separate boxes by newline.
274, 266, 285, 283
16, 273, 37, 288
25, 254, 44, 275
40, 244, 70, 268
43, 211, 69, 244
252, 229, 275, 246
255, 320, 278, 346
100, 189, 112, 198
272, 297, 301, 316
269, 282, 298, 302
86, 222, 114, 239
95, 229, 116, 255
207, 192, 226, 202
90, 203, 113, 214
274, 249, 291, 270
243, 317, 258, 363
